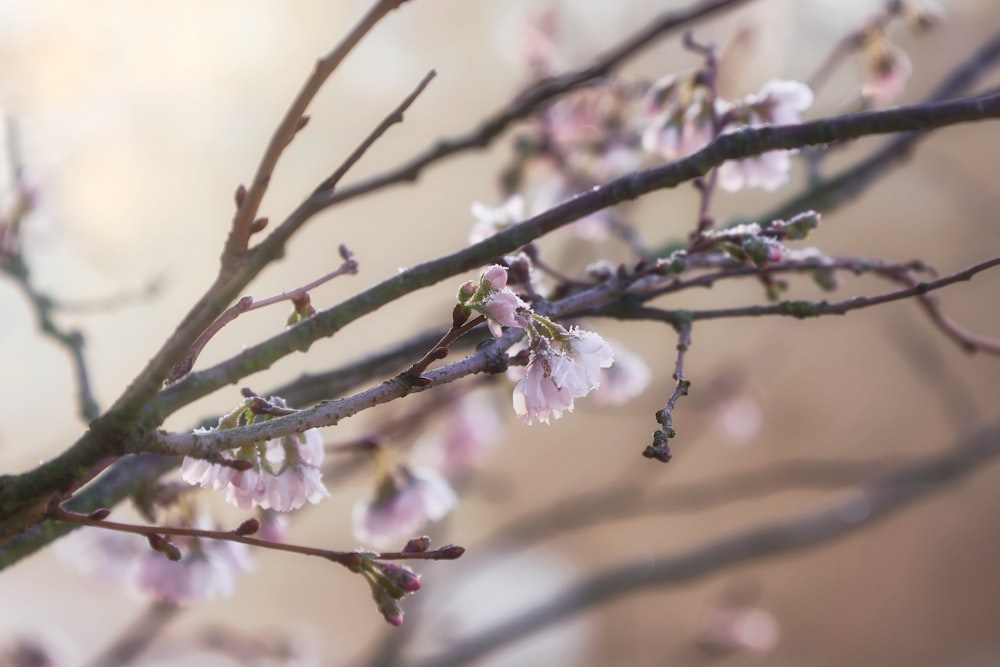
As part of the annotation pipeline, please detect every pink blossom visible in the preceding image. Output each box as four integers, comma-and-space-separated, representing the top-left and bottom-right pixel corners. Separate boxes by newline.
747, 80, 814, 126
593, 340, 652, 406
469, 196, 525, 244
181, 428, 330, 512
717, 80, 813, 192
483, 289, 530, 337
714, 395, 763, 446
482, 264, 509, 290
513, 327, 614, 425
133, 532, 254, 604
642, 73, 724, 162
464, 265, 531, 337
696, 606, 780, 655
862, 40, 912, 106
414, 392, 504, 478
58, 514, 254, 605
352, 467, 458, 550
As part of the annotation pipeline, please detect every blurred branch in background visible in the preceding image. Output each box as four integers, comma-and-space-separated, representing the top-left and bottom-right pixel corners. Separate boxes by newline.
413, 419, 1000, 667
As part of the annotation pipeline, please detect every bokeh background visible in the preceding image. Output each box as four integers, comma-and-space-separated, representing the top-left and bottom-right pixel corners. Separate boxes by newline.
1, 1, 999, 665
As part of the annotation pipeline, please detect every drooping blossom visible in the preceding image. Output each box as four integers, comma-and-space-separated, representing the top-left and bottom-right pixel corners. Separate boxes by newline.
861, 37, 912, 106
413, 392, 505, 478
469, 196, 525, 244
512, 325, 614, 425
353, 466, 457, 550
133, 524, 255, 604
696, 604, 780, 656
717, 80, 814, 192
714, 394, 764, 446
181, 427, 330, 512
57, 512, 254, 605
642, 73, 722, 161
593, 340, 652, 406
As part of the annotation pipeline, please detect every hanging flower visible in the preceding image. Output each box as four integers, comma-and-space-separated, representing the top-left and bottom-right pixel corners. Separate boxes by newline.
641, 73, 723, 161
181, 427, 330, 513
413, 392, 505, 478
512, 324, 614, 425
353, 466, 457, 550
57, 511, 254, 605
469, 196, 525, 244
861, 37, 912, 106
717, 80, 814, 193
593, 340, 652, 406
133, 528, 254, 604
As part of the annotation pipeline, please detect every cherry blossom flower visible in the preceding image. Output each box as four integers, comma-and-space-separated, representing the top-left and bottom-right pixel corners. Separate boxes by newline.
58, 513, 254, 605
862, 38, 912, 106
469, 196, 525, 244
512, 325, 614, 425
717, 150, 794, 192
413, 392, 505, 478
593, 340, 652, 406
181, 427, 330, 512
714, 394, 764, 446
642, 74, 722, 161
459, 264, 531, 337
696, 605, 780, 655
133, 530, 255, 604
717, 80, 814, 192
353, 466, 457, 550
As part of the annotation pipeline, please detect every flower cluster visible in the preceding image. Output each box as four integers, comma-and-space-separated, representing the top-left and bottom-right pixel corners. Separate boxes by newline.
181, 399, 330, 513
459, 264, 616, 424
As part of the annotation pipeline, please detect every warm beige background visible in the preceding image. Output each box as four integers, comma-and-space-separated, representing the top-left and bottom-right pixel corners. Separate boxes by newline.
1, 1, 999, 665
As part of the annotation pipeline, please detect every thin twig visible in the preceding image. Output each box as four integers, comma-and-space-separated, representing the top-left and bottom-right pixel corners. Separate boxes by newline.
221, 0, 410, 272
603, 256, 1000, 327
0, 118, 100, 421
312, 69, 436, 195
50, 506, 464, 567
645, 322, 692, 462
165, 248, 359, 384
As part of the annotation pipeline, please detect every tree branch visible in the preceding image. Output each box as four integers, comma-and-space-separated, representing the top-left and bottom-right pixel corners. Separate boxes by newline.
413, 419, 1000, 667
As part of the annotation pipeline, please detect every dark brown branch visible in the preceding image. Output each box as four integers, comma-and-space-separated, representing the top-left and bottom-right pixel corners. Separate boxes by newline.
413, 419, 1000, 667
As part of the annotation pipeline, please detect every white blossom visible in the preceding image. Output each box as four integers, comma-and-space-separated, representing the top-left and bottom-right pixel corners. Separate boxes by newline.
413, 392, 504, 478
513, 327, 614, 425
593, 340, 652, 406
181, 428, 330, 512
469, 196, 525, 244
717, 80, 813, 193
